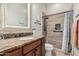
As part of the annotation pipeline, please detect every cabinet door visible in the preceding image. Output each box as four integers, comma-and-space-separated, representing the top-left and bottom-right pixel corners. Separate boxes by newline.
24, 50, 35, 56
35, 45, 42, 56
23, 40, 41, 55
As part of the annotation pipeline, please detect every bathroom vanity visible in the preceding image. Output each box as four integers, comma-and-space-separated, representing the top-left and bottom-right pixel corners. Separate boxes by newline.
0, 37, 45, 56
0, 3, 45, 56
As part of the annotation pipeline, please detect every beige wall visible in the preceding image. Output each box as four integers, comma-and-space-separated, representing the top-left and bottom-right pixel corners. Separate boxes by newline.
31, 3, 46, 37
46, 13, 65, 49
0, 4, 1, 28
46, 3, 73, 15
73, 3, 79, 20
0, 3, 73, 35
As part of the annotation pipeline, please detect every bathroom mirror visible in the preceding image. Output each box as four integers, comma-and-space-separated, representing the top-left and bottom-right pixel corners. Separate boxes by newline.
4, 3, 30, 28
0, 3, 32, 33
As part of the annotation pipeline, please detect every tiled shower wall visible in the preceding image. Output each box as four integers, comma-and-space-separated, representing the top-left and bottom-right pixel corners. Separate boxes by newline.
46, 13, 65, 49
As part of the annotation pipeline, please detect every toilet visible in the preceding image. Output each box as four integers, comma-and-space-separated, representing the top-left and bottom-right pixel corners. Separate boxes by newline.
45, 43, 53, 56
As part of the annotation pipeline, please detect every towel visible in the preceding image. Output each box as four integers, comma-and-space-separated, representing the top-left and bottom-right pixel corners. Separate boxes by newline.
71, 20, 78, 48
78, 20, 79, 48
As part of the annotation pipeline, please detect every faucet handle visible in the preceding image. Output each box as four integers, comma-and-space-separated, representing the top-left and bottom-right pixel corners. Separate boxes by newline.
32, 28, 36, 30
0, 35, 2, 40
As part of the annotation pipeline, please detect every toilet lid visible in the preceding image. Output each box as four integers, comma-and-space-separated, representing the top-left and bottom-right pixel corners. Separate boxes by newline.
45, 43, 53, 48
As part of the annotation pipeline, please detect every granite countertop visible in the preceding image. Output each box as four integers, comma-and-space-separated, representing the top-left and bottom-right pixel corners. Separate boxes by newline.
0, 36, 43, 55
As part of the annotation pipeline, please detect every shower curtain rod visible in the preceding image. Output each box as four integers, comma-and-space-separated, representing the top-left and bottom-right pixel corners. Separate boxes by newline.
47, 10, 73, 16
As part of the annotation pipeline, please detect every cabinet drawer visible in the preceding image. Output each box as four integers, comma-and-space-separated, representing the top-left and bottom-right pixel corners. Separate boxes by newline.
4, 48, 22, 56
23, 40, 41, 55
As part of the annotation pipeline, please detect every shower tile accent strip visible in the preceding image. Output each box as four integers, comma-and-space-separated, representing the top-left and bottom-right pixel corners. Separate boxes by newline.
0, 33, 33, 39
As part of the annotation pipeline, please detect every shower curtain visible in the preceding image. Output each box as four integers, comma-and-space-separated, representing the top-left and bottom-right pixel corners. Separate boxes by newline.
62, 11, 73, 53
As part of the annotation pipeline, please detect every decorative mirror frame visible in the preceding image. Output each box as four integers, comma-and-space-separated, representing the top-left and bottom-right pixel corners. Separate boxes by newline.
0, 3, 32, 34
1, 3, 31, 29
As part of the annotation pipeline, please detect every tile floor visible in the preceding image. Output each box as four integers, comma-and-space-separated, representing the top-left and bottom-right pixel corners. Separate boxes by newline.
52, 48, 73, 56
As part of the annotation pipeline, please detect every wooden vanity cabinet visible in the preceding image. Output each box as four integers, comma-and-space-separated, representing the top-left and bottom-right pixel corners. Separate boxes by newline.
24, 45, 42, 56
22, 39, 42, 56
4, 48, 22, 56
1, 37, 45, 56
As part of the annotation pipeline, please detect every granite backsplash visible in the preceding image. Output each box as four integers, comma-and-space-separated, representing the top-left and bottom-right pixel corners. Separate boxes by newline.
0, 33, 33, 39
